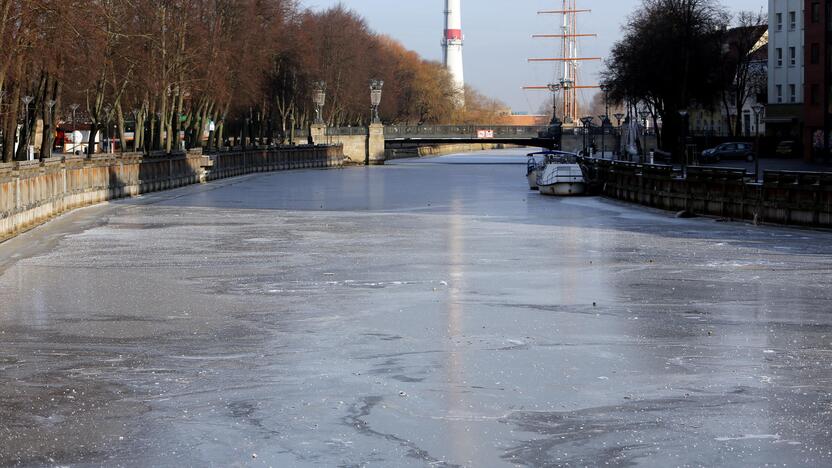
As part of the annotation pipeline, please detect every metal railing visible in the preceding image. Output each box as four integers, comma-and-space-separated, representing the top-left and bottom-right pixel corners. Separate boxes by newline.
326, 126, 367, 136
384, 125, 550, 138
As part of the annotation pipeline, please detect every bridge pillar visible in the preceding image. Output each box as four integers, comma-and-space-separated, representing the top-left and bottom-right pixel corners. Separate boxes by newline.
367, 123, 385, 165
310, 124, 327, 145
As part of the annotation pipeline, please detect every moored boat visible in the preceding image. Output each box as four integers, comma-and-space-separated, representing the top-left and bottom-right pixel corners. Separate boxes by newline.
526, 151, 549, 190
536, 151, 586, 196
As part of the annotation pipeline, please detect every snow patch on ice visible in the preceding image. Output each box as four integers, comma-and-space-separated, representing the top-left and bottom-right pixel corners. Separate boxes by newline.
715, 434, 780, 442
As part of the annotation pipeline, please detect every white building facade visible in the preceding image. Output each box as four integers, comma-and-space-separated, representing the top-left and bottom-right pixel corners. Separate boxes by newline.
768, 0, 804, 105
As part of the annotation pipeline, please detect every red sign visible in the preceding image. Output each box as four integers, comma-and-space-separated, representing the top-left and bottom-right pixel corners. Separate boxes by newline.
477, 129, 495, 139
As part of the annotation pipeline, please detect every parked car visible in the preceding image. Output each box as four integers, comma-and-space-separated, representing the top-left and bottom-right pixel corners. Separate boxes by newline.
700, 142, 755, 163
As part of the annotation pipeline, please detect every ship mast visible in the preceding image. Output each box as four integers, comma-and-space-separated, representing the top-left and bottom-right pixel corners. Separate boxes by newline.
525, 0, 600, 124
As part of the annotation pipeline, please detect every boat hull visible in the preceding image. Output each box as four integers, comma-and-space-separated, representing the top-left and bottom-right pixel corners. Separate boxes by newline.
527, 171, 540, 190
538, 182, 586, 196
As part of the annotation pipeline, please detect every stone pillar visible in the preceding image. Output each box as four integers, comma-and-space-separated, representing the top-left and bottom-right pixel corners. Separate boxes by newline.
309, 124, 327, 146
367, 123, 385, 166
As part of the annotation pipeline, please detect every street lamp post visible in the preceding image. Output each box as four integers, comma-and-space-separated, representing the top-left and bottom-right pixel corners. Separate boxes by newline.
752, 103, 765, 182
313, 81, 327, 125
614, 112, 625, 158
638, 108, 650, 163
103, 105, 112, 154
21, 96, 34, 160
370, 79, 384, 124
599, 114, 610, 159
243, 118, 249, 150
547, 83, 562, 126
581, 116, 594, 156
44, 100, 56, 159
678, 110, 690, 175
560, 79, 574, 124
599, 85, 612, 159
69, 104, 80, 155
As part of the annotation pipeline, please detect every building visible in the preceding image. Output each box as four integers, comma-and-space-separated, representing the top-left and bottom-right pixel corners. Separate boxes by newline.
767, 0, 804, 148
689, 29, 767, 138
499, 113, 550, 126
803, 0, 831, 159
740, 32, 769, 137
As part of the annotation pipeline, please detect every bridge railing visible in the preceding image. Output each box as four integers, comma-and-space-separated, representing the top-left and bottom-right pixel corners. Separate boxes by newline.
326, 126, 367, 136
384, 125, 550, 139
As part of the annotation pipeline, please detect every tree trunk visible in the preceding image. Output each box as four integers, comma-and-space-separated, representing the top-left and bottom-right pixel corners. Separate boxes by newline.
115, 102, 127, 153
1, 74, 20, 163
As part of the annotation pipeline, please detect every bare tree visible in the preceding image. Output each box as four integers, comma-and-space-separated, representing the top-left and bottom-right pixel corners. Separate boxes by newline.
719, 11, 767, 137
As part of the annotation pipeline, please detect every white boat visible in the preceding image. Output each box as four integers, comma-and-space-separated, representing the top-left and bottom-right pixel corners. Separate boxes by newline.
536, 151, 586, 196
526, 152, 547, 190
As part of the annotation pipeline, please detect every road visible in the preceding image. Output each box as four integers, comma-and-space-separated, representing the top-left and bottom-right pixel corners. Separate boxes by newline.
1, 149, 831, 467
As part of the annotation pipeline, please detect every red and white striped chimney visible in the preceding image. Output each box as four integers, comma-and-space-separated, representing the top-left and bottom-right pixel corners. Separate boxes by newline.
442, 0, 465, 104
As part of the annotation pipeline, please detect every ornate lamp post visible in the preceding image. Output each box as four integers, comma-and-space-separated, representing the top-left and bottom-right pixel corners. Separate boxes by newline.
752, 103, 765, 182
68, 104, 80, 154
103, 105, 113, 154
678, 110, 690, 174
313, 81, 327, 125
69, 104, 79, 133
21, 96, 34, 160
638, 108, 650, 162
598, 115, 609, 158
613, 112, 625, 158
546, 82, 562, 126
370, 79, 384, 124
580, 116, 595, 156
600, 86, 611, 156
44, 100, 56, 159
560, 79, 575, 124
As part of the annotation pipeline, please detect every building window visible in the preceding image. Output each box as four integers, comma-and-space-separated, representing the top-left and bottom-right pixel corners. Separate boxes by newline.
777, 85, 783, 103
790, 47, 797, 66
776, 48, 783, 67
776, 13, 783, 31
812, 84, 820, 104
790, 84, 797, 103
813, 2, 821, 23
790, 11, 797, 30
812, 43, 821, 64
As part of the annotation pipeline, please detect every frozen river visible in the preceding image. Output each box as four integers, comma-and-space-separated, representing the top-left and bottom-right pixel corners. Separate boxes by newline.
1, 149, 831, 466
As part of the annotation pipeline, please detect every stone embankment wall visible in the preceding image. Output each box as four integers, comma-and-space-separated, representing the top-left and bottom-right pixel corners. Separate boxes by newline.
582, 158, 832, 227
385, 143, 523, 160
0, 145, 343, 242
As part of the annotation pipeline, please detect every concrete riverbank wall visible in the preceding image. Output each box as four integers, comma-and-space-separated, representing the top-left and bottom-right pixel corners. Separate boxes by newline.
0, 145, 343, 242
582, 158, 832, 227
385, 142, 523, 160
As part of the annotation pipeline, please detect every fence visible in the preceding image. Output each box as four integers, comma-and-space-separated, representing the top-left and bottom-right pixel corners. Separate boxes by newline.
0, 145, 343, 242
581, 158, 832, 227
326, 127, 368, 136
384, 125, 549, 138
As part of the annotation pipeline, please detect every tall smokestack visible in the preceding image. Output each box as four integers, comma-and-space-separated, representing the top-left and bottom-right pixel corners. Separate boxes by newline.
442, 0, 465, 105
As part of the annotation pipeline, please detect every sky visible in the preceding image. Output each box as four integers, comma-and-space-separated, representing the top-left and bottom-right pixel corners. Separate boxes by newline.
303, 0, 768, 114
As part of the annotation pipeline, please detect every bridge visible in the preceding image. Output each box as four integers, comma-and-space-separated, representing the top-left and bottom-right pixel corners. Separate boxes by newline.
310, 123, 569, 164
383, 125, 559, 151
